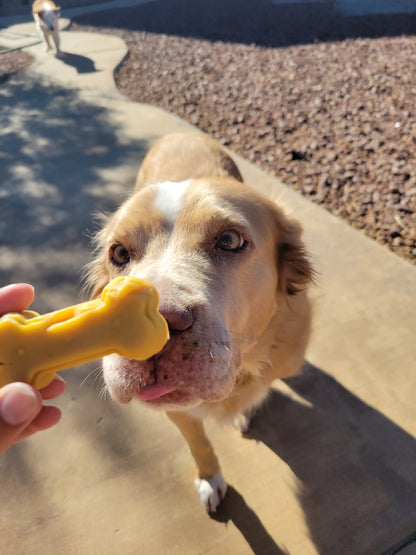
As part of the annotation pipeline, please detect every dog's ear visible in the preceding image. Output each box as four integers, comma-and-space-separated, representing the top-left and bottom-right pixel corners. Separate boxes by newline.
276, 213, 314, 296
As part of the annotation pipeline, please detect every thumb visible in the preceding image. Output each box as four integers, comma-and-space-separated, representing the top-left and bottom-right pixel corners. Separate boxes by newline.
0, 383, 42, 454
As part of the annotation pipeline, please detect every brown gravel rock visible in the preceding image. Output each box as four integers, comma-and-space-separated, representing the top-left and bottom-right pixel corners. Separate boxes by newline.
0, 49, 33, 82
71, 12, 416, 264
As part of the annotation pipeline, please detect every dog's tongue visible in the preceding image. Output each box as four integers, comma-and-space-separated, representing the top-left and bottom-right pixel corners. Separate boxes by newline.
137, 384, 176, 401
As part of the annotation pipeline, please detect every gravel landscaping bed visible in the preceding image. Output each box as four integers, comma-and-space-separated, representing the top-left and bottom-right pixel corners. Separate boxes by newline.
0, 49, 33, 82
70, 4, 416, 264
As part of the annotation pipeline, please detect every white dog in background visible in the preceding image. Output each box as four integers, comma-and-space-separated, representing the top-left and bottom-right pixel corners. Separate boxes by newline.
32, 0, 62, 57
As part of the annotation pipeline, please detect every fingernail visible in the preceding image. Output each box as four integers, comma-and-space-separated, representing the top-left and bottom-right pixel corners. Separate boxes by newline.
0, 383, 40, 426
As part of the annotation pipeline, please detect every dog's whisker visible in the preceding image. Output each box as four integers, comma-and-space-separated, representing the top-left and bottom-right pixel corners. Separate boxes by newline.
96, 376, 107, 398
81, 365, 106, 397
80, 365, 101, 387
79, 364, 110, 404
98, 382, 110, 403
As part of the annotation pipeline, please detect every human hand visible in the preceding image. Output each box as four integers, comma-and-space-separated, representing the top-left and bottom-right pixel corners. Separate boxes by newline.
0, 283, 66, 454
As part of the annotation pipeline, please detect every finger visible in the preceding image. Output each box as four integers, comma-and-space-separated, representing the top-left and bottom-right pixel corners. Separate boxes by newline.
40, 375, 66, 400
0, 283, 35, 316
0, 383, 42, 454
17, 406, 62, 441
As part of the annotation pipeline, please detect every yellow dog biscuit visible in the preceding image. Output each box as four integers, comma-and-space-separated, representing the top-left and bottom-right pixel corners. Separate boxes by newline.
0, 277, 169, 389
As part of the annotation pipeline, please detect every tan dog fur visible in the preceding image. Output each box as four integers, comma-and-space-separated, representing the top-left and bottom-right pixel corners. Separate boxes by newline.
87, 133, 314, 512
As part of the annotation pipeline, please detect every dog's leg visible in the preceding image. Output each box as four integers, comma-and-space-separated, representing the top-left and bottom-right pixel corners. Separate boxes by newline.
51, 28, 61, 57
33, 15, 47, 50
233, 409, 253, 434
167, 411, 227, 512
42, 28, 52, 51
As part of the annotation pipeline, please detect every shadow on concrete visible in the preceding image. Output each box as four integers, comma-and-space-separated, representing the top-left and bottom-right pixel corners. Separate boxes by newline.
0, 73, 146, 311
211, 485, 288, 554
1, 351, 415, 552
73, 0, 416, 47
0, 359, 166, 541
60, 51, 98, 73
242, 362, 416, 554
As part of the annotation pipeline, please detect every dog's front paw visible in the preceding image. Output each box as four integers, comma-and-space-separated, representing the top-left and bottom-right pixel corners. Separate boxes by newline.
194, 471, 227, 513
233, 412, 251, 433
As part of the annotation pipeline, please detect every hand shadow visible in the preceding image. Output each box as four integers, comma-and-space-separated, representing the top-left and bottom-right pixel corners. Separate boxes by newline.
242, 362, 416, 555
59, 52, 98, 74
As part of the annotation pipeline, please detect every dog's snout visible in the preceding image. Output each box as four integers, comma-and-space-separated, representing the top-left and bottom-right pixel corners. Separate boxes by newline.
159, 300, 193, 332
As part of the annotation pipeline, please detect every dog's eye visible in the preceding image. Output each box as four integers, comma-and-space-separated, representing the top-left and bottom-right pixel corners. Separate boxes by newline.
216, 230, 245, 252
110, 244, 130, 266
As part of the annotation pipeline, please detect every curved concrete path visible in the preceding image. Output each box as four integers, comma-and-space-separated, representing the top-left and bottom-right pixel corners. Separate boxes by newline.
0, 14, 415, 555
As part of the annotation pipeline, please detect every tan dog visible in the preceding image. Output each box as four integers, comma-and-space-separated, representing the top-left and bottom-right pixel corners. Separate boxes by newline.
32, 0, 61, 57
87, 133, 314, 512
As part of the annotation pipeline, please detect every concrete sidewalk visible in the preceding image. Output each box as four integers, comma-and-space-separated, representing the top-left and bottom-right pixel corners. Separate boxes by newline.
0, 18, 415, 555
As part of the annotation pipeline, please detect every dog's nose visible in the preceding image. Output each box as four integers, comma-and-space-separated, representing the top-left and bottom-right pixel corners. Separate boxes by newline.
158, 300, 193, 331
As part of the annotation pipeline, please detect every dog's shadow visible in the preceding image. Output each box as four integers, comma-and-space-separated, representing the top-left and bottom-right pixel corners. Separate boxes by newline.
211, 486, 287, 554
213, 362, 416, 554
59, 52, 97, 74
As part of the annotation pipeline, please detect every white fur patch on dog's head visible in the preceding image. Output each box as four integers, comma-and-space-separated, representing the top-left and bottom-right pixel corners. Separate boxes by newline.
154, 180, 190, 225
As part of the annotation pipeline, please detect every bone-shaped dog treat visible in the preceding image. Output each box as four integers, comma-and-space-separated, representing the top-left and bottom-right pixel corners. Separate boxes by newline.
0, 277, 169, 389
